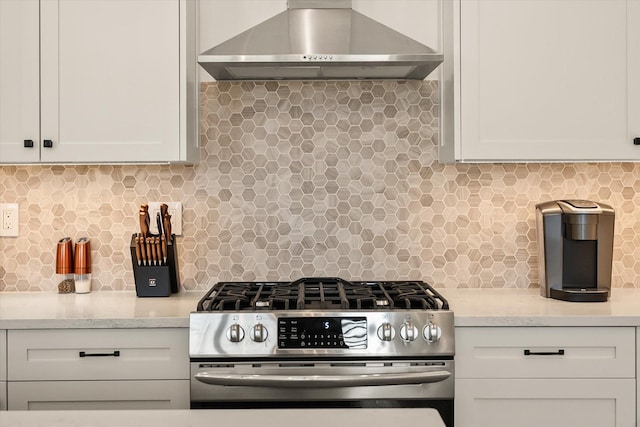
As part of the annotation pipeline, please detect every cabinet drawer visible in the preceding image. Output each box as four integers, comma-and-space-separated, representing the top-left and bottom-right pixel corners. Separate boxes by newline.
8, 328, 188, 381
456, 327, 635, 378
0, 330, 6, 380
455, 378, 636, 427
8, 380, 189, 410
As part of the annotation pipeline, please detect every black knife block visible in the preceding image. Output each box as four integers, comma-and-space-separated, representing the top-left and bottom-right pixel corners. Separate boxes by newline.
130, 234, 180, 297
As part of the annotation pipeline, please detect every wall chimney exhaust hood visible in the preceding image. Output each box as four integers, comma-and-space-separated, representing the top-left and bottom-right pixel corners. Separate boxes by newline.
198, 0, 443, 81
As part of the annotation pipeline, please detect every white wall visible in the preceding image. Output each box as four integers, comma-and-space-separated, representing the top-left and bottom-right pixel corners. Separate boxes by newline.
197, 0, 441, 82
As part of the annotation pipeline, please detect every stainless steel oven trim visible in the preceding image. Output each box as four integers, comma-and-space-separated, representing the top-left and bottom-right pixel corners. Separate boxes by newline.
189, 310, 454, 358
190, 359, 454, 401
194, 370, 451, 387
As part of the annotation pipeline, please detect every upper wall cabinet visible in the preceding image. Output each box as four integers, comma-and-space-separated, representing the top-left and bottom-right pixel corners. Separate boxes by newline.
0, 0, 199, 164
440, 0, 640, 162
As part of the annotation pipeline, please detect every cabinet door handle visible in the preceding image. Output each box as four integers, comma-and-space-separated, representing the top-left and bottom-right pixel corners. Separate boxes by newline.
524, 349, 565, 356
79, 350, 120, 358
634, 137, 640, 145
43, 139, 53, 148
23, 139, 34, 148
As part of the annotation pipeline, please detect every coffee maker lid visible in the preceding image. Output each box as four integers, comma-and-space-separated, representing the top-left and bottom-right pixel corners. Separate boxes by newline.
562, 200, 598, 209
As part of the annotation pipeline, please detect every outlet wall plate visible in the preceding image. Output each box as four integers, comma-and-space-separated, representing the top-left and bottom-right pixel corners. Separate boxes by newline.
0, 203, 19, 237
148, 202, 182, 236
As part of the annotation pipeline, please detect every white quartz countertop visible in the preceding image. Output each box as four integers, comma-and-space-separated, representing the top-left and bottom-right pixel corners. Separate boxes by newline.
1, 288, 640, 329
0, 408, 445, 427
0, 291, 204, 329
446, 288, 640, 327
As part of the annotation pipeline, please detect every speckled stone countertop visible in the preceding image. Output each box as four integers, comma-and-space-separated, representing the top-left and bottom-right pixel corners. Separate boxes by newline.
446, 288, 640, 327
0, 291, 204, 329
1, 288, 640, 329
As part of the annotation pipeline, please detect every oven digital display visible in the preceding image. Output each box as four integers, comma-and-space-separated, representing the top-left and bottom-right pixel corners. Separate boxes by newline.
278, 317, 367, 349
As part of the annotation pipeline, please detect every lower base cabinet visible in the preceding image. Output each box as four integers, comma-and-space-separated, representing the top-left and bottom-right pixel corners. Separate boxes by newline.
455, 326, 636, 427
6, 328, 189, 410
637, 328, 640, 426
8, 380, 189, 410
456, 378, 635, 427
1, 330, 6, 410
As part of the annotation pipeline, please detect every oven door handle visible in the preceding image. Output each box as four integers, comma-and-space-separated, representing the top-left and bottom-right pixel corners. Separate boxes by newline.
194, 370, 451, 388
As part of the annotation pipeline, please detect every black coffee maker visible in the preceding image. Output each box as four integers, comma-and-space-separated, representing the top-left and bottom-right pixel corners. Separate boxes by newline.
535, 200, 615, 302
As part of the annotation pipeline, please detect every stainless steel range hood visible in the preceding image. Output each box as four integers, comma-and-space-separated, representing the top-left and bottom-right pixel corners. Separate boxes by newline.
198, 0, 443, 81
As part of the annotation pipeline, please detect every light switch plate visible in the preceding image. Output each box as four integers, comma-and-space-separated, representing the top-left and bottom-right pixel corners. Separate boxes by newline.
0, 203, 19, 237
148, 202, 182, 236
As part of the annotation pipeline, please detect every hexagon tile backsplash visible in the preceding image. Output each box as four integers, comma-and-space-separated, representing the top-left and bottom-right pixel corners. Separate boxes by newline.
1, 81, 639, 292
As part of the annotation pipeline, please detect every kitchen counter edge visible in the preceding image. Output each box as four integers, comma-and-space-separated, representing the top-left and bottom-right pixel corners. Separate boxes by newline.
1, 288, 640, 329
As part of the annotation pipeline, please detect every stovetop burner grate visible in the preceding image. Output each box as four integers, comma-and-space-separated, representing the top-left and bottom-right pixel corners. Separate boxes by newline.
197, 277, 449, 312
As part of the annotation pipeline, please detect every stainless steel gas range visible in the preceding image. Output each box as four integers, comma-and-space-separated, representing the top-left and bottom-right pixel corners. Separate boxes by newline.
189, 277, 454, 426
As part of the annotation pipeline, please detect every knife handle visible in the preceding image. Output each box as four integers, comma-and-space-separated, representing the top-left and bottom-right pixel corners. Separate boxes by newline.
141, 204, 150, 235
154, 237, 161, 266
145, 237, 152, 266
153, 237, 159, 266
148, 237, 156, 266
139, 211, 149, 238
163, 213, 172, 243
138, 235, 147, 266
134, 235, 142, 266
161, 234, 167, 264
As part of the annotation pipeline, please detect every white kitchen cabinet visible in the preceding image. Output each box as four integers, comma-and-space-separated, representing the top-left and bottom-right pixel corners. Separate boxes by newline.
440, 0, 640, 162
637, 328, 640, 426
0, 0, 199, 164
0, 0, 40, 163
0, 330, 6, 411
7, 328, 190, 410
455, 327, 636, 427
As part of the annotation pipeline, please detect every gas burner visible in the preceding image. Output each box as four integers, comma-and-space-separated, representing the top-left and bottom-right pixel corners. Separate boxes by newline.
197, 277, 449, 312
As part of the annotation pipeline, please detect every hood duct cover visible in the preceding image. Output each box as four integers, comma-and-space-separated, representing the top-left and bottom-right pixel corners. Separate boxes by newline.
198, 0, 443, 81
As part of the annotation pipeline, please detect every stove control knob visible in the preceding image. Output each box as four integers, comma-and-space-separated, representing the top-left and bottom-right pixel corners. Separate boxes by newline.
400, 322, 418, 342
377, 322, 395, 341
250, 323, 268, 342
423, 322, 441, 343
226, 323, 245, 343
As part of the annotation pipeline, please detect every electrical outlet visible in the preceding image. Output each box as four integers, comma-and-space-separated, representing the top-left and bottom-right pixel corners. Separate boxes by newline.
148, 202, 182, 236
0, 203, 19, 237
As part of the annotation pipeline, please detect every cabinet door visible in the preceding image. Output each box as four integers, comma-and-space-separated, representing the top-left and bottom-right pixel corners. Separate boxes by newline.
8, 380, 189, 410
454, 0, 639, 161
0, 330, 6, 381
455, 378, 636, 427
40, 0, 180, 163
0, 330, 6, 410
630, 0, 640, 147
0, 0, 40, 163
637, 328, 640, 426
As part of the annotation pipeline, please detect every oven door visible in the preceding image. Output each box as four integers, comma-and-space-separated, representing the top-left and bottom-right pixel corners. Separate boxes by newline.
191, 359, 454, 426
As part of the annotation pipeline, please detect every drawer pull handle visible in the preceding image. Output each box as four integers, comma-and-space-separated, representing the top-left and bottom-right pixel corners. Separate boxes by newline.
524, 349, 565, 356
79, 350, 120, 358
